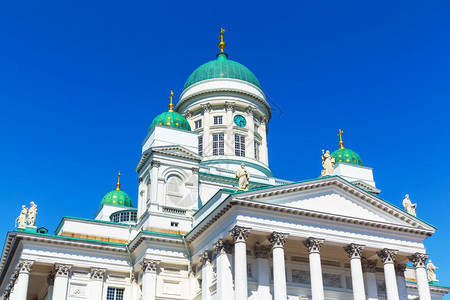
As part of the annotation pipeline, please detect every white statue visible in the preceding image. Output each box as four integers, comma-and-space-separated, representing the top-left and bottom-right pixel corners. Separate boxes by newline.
27, 201, 38, 227
16, 205, 28, 229
236, 163, 250, 190
402, 194, 417, 216
427, 260, 439, 282
321, 149, 335, 176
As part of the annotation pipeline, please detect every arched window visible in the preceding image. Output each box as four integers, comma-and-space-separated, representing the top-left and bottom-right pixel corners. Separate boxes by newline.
166, 176, 185, 207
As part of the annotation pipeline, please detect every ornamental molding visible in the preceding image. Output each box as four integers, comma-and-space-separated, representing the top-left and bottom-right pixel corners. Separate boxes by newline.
137, 146, 202, 173
201, 103, 211, 113
304, 237, 324, 253
377, 248, 398, 264
150, 160, 161, 168
225, 101, 235, 111
254, 243, 271, 259
268, 232, 288, 249
191, 167, 199, 174
214, 239, 233, 255
183, 110, 192, 119
361, 258, 377, 273
246, 106, 256, 116
408, 252, 429, 268
200, 252, 211, 266
141, 259, 160, 273
17, 260, 34, 274
53, 264, 71, 277
230, 226, 251, 243
90, 268, 106, 281
344, 243, 365, 259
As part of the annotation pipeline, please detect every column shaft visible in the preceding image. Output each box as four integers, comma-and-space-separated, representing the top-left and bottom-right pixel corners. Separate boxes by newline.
305, 238, 325, 300
268, 232, 288, 300
141, 259, 159, 300
344, 244, 366, 300
362, 259, 378, 300
256, 258, 270, 299
15, 272, 30, 300
409, 253, 431, 300
231, 226, 251, 300
53, 276, 69, 299
201, 252, 213, 300
215, 240, 234, 300
202, 104, 212, 156
378, 249, 399, 300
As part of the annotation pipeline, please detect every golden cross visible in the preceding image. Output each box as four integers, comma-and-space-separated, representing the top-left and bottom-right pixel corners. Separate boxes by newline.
219, 28, 225, 42
337, 129, 344, 149
116, 171, 121, 190
218, 28, 226, 53
168, 90, 174, 112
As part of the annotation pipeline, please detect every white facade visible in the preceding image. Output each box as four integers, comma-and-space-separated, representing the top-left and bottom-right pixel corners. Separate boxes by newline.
0, 44, 448, 300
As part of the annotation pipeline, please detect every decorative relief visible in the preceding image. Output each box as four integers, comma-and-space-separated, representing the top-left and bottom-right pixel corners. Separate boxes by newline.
377, 249, 398, 264
151, 160, 161, 168
68, 283, 87, 298
254, 243, 271, 259
267, 232, 288, 249
201, 103, 211, 113
90, 268, 106, 281
246, 106, 256, 116
344, 243, 365, 259
304, 237, 324, 253
376, 280, 386, 294
200, 251, 211, 266
141, 259, 160, 273
18, 260, 34, 274
361, 258, 377, 273
191, 167, 199, 174
323, 273, 341, 288
214, 239, 233, 255
408, 252, 429, 268
292, 269, 311, 284
230, 226, 251, 243
345, 276, 352, 289
225, 102, 235, 111
53, 264, 71, 277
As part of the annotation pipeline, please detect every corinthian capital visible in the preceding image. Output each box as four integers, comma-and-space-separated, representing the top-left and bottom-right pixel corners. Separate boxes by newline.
52, 263, 71, 277
183, 110, 192, 119
225, 102, 235, 111
151, 160, 161, 168
304, 237, 324, 254
201, 103, 211, 113
200, 251, 211, 266
268, 232, 288, 249
344, 243, 365, 259
408, 252, 429, 268
17, 260, 34, 274
90, 268, 106, 281
141, 259, 160, 273
377, 248, 398, 264
230, 226, 251, 243
246, 106, 256, 115
214, 239, 233, 255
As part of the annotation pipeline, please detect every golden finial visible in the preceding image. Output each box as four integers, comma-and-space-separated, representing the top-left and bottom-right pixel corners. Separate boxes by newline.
218, 28, 226, 53
116, 171, 121, 190
168, 90, 174, 112
337, 129, 345, 149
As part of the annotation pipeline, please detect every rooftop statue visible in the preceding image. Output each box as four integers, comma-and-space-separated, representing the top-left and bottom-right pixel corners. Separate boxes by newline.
321, 149, 335, 176
236, 163, 250, 191
402, 194, 417, 217
16, 205, 28, 229
27, 201, 38, 227
427, 260, 439, 282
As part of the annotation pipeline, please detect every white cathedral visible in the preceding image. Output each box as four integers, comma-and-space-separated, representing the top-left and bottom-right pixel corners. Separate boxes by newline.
0, 31, 448, 300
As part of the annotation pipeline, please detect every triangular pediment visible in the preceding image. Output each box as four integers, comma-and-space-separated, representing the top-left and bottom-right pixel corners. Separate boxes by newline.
236, 176, 434, 232
151, 145, 202, 161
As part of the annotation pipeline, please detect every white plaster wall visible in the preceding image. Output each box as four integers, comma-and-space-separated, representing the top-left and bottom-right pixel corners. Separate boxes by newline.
142, 125, 199, 154
333, 163, 376, 188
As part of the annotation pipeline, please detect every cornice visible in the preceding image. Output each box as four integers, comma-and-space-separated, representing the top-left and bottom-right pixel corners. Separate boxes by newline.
136, 145, 202, 173
128, 231, 184, 252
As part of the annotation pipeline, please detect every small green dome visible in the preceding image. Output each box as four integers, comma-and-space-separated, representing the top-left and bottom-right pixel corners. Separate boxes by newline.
149, 111, 191, 132
331, 147, 363, 166
183, 53, 261, 90
100, 189, 133, 208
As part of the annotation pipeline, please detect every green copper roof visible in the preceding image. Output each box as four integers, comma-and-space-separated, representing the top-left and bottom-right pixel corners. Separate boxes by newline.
331, 147, 363, 166
100, 189, 133, 208
183, 53, 261, 90
149, 111, 191, 132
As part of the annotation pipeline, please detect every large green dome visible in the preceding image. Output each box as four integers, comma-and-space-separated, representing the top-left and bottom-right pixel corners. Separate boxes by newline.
149, 111, 191, 132
183, 53, 261, 90
100, 189, 133, 207
331, 147, 363, 166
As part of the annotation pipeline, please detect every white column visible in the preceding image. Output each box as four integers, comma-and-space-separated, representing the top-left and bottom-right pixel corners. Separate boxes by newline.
225, 102, 235, 156
231, 226, 251, 300
200, 252, 213, 300
52, 264, 71, 300
46, 274, 54, 300
214, 239, 234, 300
90, 268, 106, 300
305, 237, 325, 300
149, 160, 160, 206
377, 249, 400, 300
268, 232, 288, 300
131, 273, 139, 300
344, 244, 366, 300
201, 103, 212, 156
409, 253, 431, 300
258, 117, 269, 165
254, 243, 271, 300
245, 106, 256, 159
14, 260, 34, 300
141, 259, 160, 300
362, 258, 378, 300
396, 264, 408, 300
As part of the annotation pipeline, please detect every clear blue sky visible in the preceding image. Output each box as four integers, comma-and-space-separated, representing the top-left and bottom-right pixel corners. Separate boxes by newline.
1, 0, 449, 293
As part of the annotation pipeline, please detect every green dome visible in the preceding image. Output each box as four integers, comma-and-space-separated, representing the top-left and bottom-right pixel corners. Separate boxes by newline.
183, 53, 261, 90
100, 189, 133, 208
331, 147, 363, 166
149, 111, 191, 132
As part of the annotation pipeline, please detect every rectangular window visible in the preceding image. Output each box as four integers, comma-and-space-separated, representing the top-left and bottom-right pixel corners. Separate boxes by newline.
213, 116, 223, 125
171, 221, 179, 227
107, 287, 125, 300
212, 133, 224, 156
235, 134, 245, 157
194, 119, 202, 129
198, 136, 203, 156
254, 141, 260, 160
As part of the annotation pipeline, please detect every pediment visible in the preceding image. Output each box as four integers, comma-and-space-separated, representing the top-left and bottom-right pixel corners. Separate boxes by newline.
151, 145, 202, 161
236, 176, 434, 232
